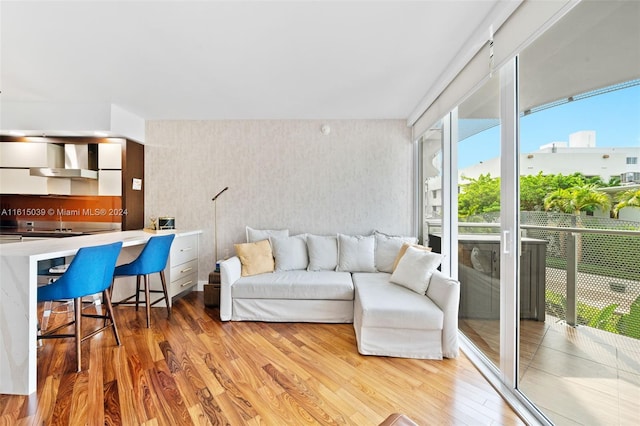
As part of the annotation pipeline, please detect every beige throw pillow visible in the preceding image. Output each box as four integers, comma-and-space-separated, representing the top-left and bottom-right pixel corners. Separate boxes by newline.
235, 239, 275, 277
392, 242, 432, 272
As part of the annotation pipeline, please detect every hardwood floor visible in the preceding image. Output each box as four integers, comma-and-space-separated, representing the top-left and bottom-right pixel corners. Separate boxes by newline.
1, 292, 525, 425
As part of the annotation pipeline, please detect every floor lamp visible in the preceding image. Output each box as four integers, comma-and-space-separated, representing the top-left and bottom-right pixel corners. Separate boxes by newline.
211, 186, 229, 270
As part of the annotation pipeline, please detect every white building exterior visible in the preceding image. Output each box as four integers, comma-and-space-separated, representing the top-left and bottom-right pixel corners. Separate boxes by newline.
425, 131, 640, 221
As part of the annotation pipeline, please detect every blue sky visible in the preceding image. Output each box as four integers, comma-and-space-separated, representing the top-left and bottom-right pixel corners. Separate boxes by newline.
458, 84, 640, 169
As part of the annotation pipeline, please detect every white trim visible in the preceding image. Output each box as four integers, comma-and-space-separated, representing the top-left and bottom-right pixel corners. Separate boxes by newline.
408, 1, 522, 127
499, 57, 520, 387
413, 138, 422, 241
440, 111, 459, 277
410, 0, 579, 139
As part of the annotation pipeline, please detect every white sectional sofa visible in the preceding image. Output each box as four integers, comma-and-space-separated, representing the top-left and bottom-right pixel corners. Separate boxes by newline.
219, 228, 460, 360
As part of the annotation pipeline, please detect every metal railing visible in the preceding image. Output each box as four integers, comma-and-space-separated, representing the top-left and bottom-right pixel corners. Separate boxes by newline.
427, 212, 640, 338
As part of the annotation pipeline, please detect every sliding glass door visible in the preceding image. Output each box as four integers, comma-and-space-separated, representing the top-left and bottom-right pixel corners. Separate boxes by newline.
516, 2, 640, 424
456, 74, 504, 369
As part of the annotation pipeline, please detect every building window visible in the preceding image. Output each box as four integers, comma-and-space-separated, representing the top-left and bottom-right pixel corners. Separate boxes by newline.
432, 190, 437, 199
622, 172, 640, 183
627, 157, 638, 164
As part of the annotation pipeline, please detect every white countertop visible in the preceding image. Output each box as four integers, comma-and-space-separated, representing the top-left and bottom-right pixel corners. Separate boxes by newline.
0, 229, 202, 260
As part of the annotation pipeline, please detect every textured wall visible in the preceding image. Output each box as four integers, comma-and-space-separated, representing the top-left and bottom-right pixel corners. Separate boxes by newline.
145, 120, 414, 282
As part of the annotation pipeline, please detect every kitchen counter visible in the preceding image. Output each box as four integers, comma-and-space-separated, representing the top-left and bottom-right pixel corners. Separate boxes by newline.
1, 230, 87, 238
0, 226, 120, 238
0, 229, 202, 395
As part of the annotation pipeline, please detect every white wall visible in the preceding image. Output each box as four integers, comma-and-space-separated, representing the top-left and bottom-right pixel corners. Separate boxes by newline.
145, 120, 413, 280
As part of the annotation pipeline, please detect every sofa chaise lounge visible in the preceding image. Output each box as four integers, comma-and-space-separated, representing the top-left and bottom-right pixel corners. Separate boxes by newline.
220, 229, 460, 360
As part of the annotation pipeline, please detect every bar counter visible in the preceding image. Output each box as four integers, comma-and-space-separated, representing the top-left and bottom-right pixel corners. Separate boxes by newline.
0, 229, 202, 395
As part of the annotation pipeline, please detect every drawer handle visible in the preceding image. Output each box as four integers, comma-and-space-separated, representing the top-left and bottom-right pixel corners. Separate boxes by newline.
180, 280, 193, 288
180, 247, 193, 252
180, 267, 193, 273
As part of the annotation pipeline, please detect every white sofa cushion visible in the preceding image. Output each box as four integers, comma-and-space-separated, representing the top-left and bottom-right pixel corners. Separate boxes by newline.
246, 226, 289, 243
392, 242, 432, 271
271, 234, 308, 271
232, 271, 354, 300
353, 273, 444, 330
374, 231, 417, 273
337, 234, 376, 272
390, 246, 442, 294
306, 234, 338, 271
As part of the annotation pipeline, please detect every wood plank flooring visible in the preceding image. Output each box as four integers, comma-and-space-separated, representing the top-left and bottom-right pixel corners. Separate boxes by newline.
1, 292, 525, 425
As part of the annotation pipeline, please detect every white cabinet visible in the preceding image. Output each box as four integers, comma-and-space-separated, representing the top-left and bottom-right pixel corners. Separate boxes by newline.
167, 233, 199, 299
0, 143, 66, 194
98, 170, 122, 195
0, 169, 48, 194
112, 232, 200, 308
0, 143, 62, 168
98, 143, 122, 195
98, 143, 122, 169
143, 232, 200, 306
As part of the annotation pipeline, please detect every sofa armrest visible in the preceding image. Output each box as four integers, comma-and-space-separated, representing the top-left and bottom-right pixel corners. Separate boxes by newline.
426, 270, 460, 358
220, 256, 241, 321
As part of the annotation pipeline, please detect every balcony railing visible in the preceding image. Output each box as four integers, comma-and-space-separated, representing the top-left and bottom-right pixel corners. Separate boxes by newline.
427, 212, 640, 339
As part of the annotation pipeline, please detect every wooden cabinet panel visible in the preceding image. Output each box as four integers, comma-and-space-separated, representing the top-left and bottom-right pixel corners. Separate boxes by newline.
121, 140, 144, 230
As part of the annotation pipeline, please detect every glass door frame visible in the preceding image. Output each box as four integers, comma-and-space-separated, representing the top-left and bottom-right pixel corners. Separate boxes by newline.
434, 56, 553, 425
499, 57, 519, 388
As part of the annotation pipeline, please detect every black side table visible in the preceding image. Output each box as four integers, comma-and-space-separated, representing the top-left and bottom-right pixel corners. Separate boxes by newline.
204, 271, 220, 307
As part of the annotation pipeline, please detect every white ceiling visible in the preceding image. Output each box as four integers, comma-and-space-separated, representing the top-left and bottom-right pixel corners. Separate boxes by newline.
1, 1, 513, 122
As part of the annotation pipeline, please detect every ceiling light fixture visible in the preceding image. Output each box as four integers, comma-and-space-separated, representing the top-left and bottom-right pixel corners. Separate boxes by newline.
321, 124, 331, 135
9, 130, 26, 137
94, 131, 109, 137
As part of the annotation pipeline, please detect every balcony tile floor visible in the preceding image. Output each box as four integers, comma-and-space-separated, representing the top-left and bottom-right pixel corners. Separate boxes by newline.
460, 316, 640, 425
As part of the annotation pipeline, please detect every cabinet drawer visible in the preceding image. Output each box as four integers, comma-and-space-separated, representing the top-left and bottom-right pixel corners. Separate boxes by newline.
170, 258, 198, 283
171, 272, 197, 295
171, 235, 198, 265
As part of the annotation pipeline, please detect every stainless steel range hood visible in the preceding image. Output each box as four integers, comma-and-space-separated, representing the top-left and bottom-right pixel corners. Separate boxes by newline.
30, 167, 98, 179
30, 144, 98, 179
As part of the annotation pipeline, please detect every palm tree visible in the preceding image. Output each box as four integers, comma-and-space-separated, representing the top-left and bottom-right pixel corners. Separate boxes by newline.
544, 184, 611, 215
544, 184, 611, 260
613, 188, 640, 218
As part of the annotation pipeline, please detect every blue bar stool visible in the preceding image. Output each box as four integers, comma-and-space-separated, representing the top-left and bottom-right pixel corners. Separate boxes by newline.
37, 241, 123, 372
112, 234, 175, 327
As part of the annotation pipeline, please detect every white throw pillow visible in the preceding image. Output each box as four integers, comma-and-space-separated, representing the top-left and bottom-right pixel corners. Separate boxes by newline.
246, 226, 289, 243
337, 234, 376, 273
374, 231, 418, 273
390, 246, 443, 294
270, 234, 308, 271
306, 234, 338, 271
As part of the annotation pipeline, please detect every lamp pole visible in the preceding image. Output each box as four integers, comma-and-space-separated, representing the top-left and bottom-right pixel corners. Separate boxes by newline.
211, 187, 229, 267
